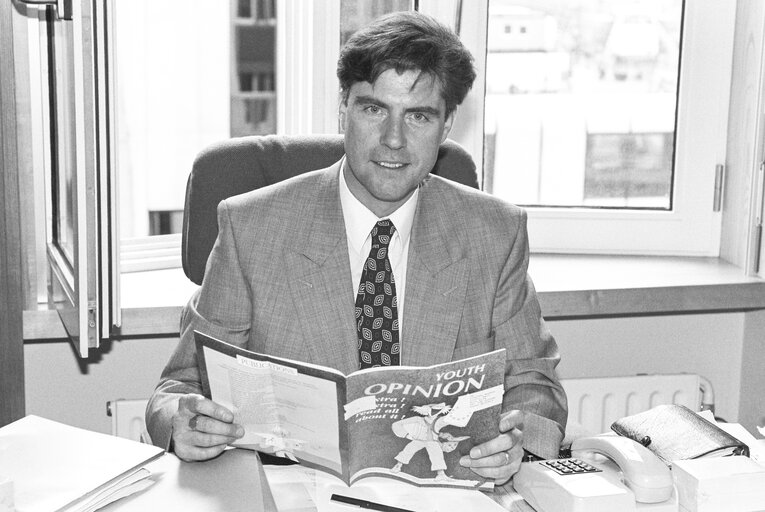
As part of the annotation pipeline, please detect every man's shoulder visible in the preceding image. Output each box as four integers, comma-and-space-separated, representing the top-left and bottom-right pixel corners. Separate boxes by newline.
422, 174, 525, 218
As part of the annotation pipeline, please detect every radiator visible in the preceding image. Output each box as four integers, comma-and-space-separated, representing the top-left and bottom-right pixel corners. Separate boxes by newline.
561, 373, 713, 435
107, 398, 150, 442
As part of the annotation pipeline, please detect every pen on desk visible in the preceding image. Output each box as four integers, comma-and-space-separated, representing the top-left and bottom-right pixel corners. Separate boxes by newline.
330, 493, 414, 512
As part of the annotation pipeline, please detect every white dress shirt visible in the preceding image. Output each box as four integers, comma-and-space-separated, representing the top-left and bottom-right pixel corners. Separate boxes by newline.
339, 160, 417, 343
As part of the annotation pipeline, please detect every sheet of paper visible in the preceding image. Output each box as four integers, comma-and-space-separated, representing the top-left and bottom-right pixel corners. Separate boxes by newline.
262, 464, 508, 512
261, 465, 319, 512
66, 468, 154, 512
697, 414, 765, 467
0, 415, 163, 512
203, 345, 343, 471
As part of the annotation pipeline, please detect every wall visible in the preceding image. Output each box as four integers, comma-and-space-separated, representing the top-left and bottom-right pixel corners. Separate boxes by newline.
550, 313, 745, 423
24, 337, 177, 435
24, 312, 749, 436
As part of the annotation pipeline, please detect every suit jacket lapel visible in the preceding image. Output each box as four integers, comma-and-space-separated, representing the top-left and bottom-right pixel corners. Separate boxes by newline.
284, 163, 360, 375
403, 178, 470, 366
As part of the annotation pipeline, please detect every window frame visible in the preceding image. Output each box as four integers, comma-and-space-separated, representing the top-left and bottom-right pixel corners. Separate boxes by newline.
28, 0, 116, 357
276, 0, 341, 134
437, 0, 736, 256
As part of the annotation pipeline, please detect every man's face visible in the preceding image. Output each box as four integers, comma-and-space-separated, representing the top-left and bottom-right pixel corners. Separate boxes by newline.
339, 68, 455, 217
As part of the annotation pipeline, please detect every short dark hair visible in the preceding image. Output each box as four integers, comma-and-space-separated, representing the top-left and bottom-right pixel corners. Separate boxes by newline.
337, 11, 476, 118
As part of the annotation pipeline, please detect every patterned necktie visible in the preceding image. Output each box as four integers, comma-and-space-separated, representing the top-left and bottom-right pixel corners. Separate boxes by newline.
355, 220, 399, 369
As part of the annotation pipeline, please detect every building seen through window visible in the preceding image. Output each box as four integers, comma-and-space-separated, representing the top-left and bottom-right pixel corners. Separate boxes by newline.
233, 0, 277, 137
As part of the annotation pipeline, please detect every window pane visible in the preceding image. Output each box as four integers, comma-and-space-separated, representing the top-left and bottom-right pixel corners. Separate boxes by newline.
113, 0, 277, 240
340, 0, 411, 46
484, 0, 682, 209
233, 0, 277, 137
585, 132, 673, 206
148, 210, 184, 236
50, 15, 76, 263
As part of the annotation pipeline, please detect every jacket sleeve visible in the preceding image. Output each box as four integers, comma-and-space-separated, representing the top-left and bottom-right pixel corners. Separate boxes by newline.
493, 209, 567, 460
145, 200, 253, 450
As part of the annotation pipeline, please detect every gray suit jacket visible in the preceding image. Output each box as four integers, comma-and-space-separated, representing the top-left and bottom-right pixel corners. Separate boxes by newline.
147, 161, 567, 458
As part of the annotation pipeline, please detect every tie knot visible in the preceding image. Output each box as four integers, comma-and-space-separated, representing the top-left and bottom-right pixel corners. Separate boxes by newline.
371, 220, 395, 247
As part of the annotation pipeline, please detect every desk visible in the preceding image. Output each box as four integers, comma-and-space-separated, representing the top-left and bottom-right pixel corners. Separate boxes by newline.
101, 449, 277, 511
100, 440, 765, 512
100, 449, 531, 512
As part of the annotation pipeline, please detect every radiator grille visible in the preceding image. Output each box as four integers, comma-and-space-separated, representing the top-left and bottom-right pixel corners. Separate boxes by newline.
107, 398, 150, 442
561, 373, 708, 435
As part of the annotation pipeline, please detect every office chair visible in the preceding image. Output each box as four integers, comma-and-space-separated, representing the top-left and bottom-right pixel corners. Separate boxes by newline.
181, 134, 478, 285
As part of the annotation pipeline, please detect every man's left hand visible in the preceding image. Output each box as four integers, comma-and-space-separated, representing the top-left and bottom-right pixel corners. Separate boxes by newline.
458, 409, 523, 485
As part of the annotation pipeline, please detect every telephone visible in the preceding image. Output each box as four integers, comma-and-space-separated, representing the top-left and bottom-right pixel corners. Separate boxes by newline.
513, 434, 678, 512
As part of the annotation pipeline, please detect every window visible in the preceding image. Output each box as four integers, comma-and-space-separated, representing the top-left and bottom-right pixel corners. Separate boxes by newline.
148, 211, 184, 236
485, 2, 680, 210
114, 0, 275, 243
19, 0, 280, 354
473, 0, 736, 255
15, 0, 751, 356
111, 0, 276, 300
32, 0, 114, 356
232, 0, 277, 137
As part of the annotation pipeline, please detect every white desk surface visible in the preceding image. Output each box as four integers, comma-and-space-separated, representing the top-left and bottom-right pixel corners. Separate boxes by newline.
102, 449, 277, 512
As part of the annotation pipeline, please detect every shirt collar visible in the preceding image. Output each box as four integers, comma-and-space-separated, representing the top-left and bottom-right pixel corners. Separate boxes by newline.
339, 157, 418, 254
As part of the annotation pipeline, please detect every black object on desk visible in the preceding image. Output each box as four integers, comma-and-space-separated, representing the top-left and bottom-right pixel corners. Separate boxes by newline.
330, 493, 414, 512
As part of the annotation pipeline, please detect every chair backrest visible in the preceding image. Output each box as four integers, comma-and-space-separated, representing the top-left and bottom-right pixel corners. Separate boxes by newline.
182, 134, 478, 285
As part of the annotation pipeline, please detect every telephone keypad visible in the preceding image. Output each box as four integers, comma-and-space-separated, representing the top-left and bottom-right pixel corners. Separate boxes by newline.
541, 458, 601, 475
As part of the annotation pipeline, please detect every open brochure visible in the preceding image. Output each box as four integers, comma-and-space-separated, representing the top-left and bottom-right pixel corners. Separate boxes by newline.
195, 331, 506, 490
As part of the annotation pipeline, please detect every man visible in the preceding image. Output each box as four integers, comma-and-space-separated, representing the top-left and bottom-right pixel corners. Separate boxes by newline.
146, 11, 567, 486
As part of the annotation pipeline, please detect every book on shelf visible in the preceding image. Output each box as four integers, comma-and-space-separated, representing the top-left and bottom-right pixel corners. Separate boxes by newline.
0, 415, 164, 512
195, 330, 506, 490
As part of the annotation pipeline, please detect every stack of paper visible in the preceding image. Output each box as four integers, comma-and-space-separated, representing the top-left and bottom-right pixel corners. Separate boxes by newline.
0, 415, 164, 512
673, 456, 765, 512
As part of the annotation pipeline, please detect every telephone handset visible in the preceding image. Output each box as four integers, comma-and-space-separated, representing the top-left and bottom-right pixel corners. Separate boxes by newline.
513, 434, 677, 512
571, 434, 674, 503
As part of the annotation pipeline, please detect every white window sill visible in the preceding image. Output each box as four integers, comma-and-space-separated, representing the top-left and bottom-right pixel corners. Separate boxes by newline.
23, 255, 765, 341
531, 254, 765, 318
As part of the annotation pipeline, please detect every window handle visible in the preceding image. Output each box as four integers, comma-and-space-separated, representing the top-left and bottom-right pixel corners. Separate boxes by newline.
754, 161, 765, 274
14, 0, 71, 20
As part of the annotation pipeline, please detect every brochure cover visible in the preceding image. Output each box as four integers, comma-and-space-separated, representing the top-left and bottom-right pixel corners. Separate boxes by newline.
195, 331, 506, 490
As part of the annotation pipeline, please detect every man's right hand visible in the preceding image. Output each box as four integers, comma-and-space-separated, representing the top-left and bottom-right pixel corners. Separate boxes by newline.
171, 394, 244, 461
